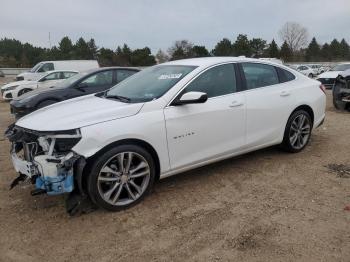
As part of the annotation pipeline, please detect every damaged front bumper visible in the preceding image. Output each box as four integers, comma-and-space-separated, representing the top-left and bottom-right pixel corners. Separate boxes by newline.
5, 124, 85, 196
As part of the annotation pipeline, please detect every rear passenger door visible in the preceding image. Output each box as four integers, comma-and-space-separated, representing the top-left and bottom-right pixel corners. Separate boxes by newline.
240, 62, 296, 148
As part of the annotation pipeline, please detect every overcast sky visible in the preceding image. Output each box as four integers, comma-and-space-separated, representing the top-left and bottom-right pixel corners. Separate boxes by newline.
1, 0, 349, 53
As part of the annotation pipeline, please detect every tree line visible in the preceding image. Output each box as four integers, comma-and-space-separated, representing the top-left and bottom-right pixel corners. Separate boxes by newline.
0, 23, 349, 68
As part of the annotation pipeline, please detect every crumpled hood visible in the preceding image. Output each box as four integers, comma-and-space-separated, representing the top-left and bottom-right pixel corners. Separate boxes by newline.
16, 94, 144, 131
318, 71, 341, 79
1, 80, 36, 90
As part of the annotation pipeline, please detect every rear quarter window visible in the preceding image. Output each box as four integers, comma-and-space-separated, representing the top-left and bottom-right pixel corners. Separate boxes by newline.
277, 67, 296, 83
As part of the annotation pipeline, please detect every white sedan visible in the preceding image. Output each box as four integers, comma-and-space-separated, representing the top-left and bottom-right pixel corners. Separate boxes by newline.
1, 70, 78, 100
6, 57, 326, 213
296, 65, 317, 78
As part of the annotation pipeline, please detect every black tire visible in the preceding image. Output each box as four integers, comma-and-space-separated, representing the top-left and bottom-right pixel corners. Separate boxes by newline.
17, 88, 32, 97
86, 144, 156, 211
36, 99, 57, 109
281, 110, 312, 153
308, 73, 314, 78
332, 84, 346, 110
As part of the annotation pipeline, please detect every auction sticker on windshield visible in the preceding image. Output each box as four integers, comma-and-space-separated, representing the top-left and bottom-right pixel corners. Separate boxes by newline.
158, 73, 183, 80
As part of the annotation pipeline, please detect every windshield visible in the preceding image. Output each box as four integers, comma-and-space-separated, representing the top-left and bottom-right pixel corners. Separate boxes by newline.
330, 64, 350, 71
55, 72, 88, 88
105, 65, 197, 102
30, 62, 44, 73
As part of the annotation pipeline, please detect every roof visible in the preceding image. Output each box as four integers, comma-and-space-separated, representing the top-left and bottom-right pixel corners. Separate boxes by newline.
162, 56, 283, 68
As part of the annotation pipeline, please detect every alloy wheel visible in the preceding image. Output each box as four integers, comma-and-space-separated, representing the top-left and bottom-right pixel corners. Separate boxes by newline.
289, 114, 311, 150
97, 152, 151, 206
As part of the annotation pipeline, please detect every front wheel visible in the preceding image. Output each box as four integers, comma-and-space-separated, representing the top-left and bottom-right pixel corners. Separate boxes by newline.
281, 110, 312, 153
86, 145, 155, 211
17, 88, 32, 97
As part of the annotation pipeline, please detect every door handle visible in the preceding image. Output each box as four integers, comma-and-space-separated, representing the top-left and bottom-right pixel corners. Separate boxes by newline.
280, 91, 290, 97
229, 101, 243, 107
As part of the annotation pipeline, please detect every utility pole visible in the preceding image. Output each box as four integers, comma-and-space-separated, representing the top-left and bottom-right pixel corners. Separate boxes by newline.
49, 32, 52, 48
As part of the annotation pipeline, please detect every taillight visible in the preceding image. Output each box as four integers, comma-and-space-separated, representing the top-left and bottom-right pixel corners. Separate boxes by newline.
319, 84, 326, 94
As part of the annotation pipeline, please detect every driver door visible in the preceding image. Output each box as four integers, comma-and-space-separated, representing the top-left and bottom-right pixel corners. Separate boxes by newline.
164, 63, 246, 170
71, 70, 114, 98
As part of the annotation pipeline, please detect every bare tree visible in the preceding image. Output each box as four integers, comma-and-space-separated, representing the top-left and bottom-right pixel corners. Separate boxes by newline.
155, 49, 169, 64
167, 40, 194, 60
279, 22, 309, 52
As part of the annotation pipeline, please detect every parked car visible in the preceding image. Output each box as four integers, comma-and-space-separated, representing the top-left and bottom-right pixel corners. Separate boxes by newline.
317, 63, 350, 89
10, 67, 139, 118
309, 64, 326, 75
6, 57, 326, 214
1, 70, 78, 100
296, 65, 317, 78
16, 60, 99, 81
332, 69, 350, 110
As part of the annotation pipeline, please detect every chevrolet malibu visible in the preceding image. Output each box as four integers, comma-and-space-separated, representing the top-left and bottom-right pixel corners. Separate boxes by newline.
6, 57, 326, 214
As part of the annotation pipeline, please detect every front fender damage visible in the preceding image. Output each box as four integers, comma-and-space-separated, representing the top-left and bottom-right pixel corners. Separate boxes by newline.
5, 124, 94, 215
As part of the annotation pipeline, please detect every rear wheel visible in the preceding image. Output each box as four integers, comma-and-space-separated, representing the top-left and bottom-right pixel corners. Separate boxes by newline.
308, 73, 314, 78
281, 110, 312, 153
17, 88, 32, 97
86, 144, 155, 211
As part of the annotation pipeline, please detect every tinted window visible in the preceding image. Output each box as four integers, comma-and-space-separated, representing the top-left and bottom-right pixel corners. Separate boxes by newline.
80, 71, 113, 87
116, 70, 137, 83
106, 65, 196, 102
278, 68, 296, 83
242, 63, 279, 89
185, 64, 236, 98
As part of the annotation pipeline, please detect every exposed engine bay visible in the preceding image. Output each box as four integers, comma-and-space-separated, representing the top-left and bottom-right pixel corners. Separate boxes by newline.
5, 125, 91, 214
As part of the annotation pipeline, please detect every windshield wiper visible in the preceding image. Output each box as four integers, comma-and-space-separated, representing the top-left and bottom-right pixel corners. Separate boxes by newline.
104, 94, 131, 103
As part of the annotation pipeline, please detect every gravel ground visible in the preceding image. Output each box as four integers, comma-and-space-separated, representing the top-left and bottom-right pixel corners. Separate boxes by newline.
0, 76, 349, 262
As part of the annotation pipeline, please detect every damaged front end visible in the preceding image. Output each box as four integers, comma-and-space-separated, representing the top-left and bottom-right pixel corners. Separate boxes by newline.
333, 73, 350, 111
5, 124, 85, 197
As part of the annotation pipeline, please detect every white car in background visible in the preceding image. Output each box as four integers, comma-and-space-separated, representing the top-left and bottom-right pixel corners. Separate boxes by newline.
296, 65, 317, 78
16, 60, 99, 81
6, 57, 326, 214
317, 63, 350, 89
1, 70, 78, 100
309, 64, 326, 75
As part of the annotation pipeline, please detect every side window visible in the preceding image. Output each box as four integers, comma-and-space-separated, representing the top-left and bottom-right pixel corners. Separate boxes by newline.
242, 63, 279, 89
277, 68, 296, 83
62, 72, 77, 79
185, 64, 236, 98
41, 72, 61, 81
79, 71, 113, 87
38, 63, 54, 72
116, 70, 137, 83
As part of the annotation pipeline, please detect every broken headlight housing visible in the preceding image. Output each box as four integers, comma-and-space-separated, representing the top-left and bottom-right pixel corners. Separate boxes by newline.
6, 125, 83, 195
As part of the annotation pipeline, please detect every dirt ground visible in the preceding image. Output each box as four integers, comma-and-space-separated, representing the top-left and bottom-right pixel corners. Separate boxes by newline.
0, 76, 349, 262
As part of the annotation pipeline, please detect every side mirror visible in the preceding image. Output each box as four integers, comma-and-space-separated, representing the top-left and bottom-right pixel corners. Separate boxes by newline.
173, 91, 208, 106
